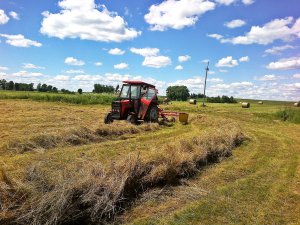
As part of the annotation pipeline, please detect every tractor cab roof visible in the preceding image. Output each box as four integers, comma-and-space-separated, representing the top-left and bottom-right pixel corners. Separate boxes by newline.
123, 80, 156, 89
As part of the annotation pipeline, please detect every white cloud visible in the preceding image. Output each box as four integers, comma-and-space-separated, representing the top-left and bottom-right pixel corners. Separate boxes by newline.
64, 57, 85, 66
23, 63, 45, 69
73, 75, 102, 81
202, 59, 210, 63
0, 66, 8, 71
264, 45, 295, 55
242, 0, 255, 5
12, 71, 43, 77
144, 0, 215, 31
54, 75, 70, 81
219, 69, 228, 73
266, 57, 300, 70
143, 56, 171, 68
169, 76, 204, 93
114, 63, 129, 70
257, 75, 279, 81
65, 69, 84, 74
218, 17, 300, 45
207, 33, 223, 40
0, 9, 9, 24
94, 62, 103, 66
224, 19, 246, 28
239, 56, 249, 62
9, 11, 19, 20
215, 0, 236, 6
293, 73, 300, 79
216, 56, 239, 67
175, 65, 183, 70
178, 55, 191, 62
108, 48, 125, 55
130, 47, 171, 68
0, 34, 42, 47
130, 47, 159, 57
208, 78, 223, 83
40, 0, 141, 42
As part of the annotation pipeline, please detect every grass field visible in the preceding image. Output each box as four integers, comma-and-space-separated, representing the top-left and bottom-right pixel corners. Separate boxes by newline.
0, 95, 299, 224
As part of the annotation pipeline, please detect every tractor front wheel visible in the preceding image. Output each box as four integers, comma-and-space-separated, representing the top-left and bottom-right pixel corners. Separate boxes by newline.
104, 113, 113, 124
127, 114, 137, 124
148, 106, 159, 122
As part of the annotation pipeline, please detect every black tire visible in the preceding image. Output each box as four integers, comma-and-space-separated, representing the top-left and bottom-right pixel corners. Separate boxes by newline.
148, 106, 159, 122
104, 113, 113, 124
127, 114, 137, 124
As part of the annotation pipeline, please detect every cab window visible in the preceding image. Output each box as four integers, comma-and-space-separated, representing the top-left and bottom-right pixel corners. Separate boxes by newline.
143, 88, 156, 100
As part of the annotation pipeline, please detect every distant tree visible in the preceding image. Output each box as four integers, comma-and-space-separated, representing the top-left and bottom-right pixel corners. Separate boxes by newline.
190, 93, 205, 99
0, 79, 7, 90
52, 87, 58, 93
78, 88, 83, 94
37, 83, 41, 91
93, 84, 115, 93
166, 85, 190, 101
6, 81, 14, 90
207, 95, 237, 103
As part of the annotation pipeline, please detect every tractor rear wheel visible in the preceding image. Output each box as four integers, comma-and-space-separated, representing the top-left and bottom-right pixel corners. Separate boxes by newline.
104, 113, 113, 124
148, 106, 159, 122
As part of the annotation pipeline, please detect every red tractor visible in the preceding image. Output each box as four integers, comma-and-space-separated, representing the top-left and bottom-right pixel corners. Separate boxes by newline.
104, 81, 160, 124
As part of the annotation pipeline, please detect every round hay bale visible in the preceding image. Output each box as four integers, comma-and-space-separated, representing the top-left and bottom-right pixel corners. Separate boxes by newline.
294, 102, 300, 107
189, 99, 197, 105
242, 102, 250, 108
258, 101, 263, 104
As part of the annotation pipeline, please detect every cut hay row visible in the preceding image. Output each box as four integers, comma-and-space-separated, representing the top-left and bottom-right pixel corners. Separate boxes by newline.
0, 123, 245, 225
4, 123, 160, 154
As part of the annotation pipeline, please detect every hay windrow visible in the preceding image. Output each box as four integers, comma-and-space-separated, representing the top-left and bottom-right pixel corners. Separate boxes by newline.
5, 123, 160, 154
2, 122, 245, 225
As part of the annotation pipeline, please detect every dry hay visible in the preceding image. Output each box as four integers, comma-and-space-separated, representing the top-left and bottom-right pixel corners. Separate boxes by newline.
1, 122, 245, 225
5, 123, 160, 154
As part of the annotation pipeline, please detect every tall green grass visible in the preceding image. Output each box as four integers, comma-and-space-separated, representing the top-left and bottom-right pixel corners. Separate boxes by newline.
275, 107, 300, 124
0, 91, 117, 105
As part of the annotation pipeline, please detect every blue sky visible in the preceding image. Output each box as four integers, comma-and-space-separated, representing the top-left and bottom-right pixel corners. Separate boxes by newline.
0, 0, 299, 100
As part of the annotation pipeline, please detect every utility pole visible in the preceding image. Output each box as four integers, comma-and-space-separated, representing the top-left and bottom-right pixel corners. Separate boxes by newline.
202, 61, 209, 107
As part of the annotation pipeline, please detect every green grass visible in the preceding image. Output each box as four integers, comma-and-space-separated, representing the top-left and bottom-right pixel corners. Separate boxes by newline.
275, 107, 300, 123
0, 90, 117, 105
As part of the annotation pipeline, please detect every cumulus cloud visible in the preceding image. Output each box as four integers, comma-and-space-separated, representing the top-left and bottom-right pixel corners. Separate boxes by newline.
130, 47, 172, 68
0, 66, 8, 71
12, 70, 43, 77
215, 0, 236, 6
256, 75, 279, 81
144, 0, 215, 31
94, 62, 103, 66
23, 63, 45, 69
40, 0, 141, 42
208, 78, 223, 83
178, 55, 191, 62
143, 56, 171, 68
108, 48, 125, 55
212, 17, 300, 45
207, 33, 223, 40
216, 56, 238, 67
54, 75, 70, 81
239, 56, 249, 62
0, 34, 42, 47
65, 69, 84, 74
130, 47, 159, 57
264, 45, 295, 55
9, 11, 19, 20
242, 0, 255, 5
224, 19, 246, 28
219, 69, 228, 73
175, 65, 183, 70
64, 57, 85, 66
114, 63, 129, 70
266, 57, 300, 70
0, 9, 9, 24
293, 73, 300, 79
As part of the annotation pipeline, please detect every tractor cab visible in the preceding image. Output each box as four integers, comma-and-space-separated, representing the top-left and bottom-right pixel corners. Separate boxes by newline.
104, 81, 159, 124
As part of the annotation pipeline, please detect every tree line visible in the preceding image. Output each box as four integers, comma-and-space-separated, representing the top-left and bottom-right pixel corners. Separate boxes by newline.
93, 84, 115, 93
166, 85, 237, 103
